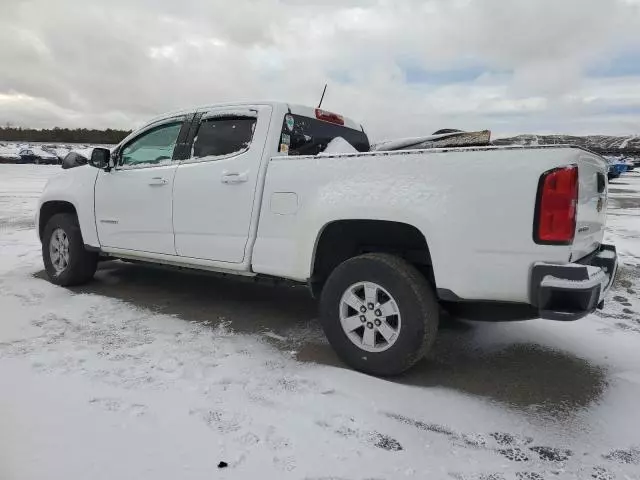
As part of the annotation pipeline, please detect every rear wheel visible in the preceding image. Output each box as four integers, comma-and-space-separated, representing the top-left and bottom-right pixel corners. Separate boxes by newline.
42, 213, 98, 286
319, 253, 439, 376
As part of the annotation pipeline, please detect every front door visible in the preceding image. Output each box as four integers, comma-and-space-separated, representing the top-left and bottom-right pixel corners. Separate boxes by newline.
95, 117, 187, 255
172, 106, 271, 263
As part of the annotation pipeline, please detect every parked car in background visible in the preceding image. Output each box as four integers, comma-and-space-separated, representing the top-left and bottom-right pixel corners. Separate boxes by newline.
18, 149, 38, 164
0, 145, 20, 163
18, 148, 59, 165
621, 158, 635, 172
605, 157, 627, 180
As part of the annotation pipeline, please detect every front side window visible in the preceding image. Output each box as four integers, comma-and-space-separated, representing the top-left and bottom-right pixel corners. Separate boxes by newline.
192, 116, 256, 159
120, 122, 182, 167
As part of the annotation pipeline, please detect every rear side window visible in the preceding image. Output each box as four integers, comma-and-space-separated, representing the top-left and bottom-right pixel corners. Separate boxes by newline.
193, 117, 257, 159
280, 114, 369, 156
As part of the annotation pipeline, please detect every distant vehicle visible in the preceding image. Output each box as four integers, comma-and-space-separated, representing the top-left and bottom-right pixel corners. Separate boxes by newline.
0, 151, 20, 163
605, 157, 627, 180
18, 148, 59, 165
18, 149, 38, 164
621, 158, 635, 172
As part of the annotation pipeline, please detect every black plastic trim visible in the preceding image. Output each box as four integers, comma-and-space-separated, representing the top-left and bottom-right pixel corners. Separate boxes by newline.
442, 301, 539, 322
597, 172, 606, 193
586, 243, 617, 276
440, 244, 617, 323
529, 264, 588, 307
173, 113, 198, 161
84, 244, 101, 253
172, 113, 195, 161
530, 244, 617, 322
437, 288, 462, 302
538, 284, 600, 321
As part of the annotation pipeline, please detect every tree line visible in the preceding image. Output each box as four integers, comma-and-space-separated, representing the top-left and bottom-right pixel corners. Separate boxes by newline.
0, 127, 131, 145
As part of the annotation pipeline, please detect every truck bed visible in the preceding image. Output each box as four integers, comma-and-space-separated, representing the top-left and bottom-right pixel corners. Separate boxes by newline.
251, 145, 608, 304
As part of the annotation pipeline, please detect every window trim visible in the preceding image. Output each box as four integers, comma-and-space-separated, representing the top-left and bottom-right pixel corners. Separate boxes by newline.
184, 114, 258, 165
114, 116, 186, 170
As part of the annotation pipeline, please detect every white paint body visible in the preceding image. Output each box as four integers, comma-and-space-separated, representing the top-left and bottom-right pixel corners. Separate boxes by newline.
37, 102, 608, 304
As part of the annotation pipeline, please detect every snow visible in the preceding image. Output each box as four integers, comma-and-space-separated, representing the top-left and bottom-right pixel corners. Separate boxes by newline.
319, 137, 358, 155
0, 144, 20, 160
27, 146, 58, 160
1, 165, 640, 479
606, 172, 640, 266
599, 249, 616, 260
619, 135, 637, 150
120, 157, 174, 169
0, 142, 108, 162
540, 270, 607, 290
201, 109, 258, 120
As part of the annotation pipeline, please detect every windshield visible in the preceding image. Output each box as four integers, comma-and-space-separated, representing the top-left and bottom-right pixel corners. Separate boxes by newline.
279, 113, 369, 156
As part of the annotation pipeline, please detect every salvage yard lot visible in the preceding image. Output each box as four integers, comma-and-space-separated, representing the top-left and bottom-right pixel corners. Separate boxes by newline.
1, 164, 640, 480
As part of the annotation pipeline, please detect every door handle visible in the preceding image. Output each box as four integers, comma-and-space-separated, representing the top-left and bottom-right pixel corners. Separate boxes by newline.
221, 171, 249, 184
149, 177, 169, 186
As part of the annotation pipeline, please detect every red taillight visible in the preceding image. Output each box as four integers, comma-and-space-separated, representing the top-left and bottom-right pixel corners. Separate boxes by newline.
534, 165, 579, 244
315, 108, 344, 125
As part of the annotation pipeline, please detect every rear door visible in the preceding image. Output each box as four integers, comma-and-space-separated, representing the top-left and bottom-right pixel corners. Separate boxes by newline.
94, 115, 191, 255
172, 105, 272, 263
572, 153, 609, 261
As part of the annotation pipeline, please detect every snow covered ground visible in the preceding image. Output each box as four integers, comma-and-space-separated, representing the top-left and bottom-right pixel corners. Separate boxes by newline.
1, 165, 640, 480
0, 142, 104, 162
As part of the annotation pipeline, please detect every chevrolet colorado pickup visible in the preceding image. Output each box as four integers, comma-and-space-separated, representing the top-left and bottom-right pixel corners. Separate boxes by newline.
37, 102, 618, 375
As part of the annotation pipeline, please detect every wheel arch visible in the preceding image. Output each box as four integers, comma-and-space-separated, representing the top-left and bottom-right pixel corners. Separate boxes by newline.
39, 201, 78, 241
310, 219, 435, 296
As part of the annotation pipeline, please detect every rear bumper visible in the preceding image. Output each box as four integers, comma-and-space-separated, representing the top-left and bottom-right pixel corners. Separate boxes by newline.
530, 244, 618, 321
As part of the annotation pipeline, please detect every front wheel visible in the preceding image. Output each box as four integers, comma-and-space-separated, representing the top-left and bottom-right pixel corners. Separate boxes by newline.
42, 213, 98, 286
319, 253, 439, 376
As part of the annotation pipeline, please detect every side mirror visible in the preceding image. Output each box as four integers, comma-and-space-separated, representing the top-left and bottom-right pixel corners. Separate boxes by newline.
89, 148, 111, 170
62, 151, 88, 170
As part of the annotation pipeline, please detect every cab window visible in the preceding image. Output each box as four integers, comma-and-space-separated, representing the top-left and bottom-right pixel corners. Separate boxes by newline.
192, 116, 257, 159
120, 122, 182, 166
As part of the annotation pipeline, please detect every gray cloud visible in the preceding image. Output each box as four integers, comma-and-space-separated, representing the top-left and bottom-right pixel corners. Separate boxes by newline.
1, 0, 640, 139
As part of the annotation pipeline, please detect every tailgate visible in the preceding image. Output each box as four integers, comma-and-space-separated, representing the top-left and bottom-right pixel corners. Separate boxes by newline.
572, 153, 608, 261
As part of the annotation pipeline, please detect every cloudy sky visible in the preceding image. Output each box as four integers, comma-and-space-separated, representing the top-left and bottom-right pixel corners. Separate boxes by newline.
1, 0, 640, 140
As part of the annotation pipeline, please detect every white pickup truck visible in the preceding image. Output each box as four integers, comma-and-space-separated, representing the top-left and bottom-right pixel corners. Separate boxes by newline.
37, 102, 618, 376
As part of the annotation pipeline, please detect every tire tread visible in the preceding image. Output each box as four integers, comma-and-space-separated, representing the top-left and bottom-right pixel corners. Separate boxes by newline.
320, 252, 439, 376
42, 213, 97, 286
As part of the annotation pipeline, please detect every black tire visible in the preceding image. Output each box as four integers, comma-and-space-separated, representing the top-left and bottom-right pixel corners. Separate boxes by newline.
319, 253, 439, 376
42, 213, 98, 286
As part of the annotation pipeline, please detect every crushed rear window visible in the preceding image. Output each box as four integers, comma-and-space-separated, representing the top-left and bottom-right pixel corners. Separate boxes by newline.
280, 114, 369, 156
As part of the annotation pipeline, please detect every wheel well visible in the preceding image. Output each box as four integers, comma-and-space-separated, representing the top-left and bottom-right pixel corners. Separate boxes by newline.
311, 220, 433, 296
39, 201, 77, 240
